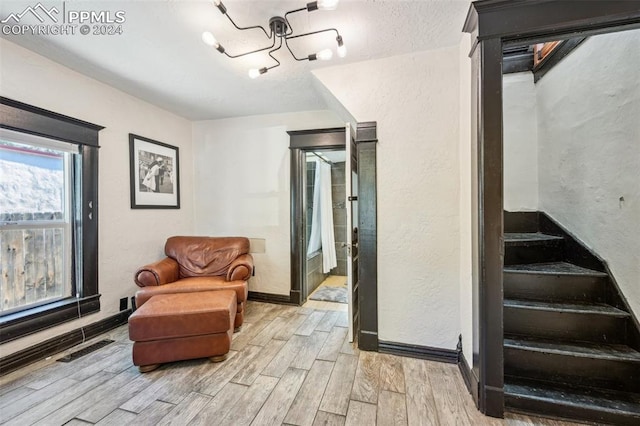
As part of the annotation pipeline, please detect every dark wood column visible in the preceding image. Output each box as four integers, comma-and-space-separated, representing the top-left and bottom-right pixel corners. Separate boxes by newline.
355, 122, 378, 351
477, 37, 505, 418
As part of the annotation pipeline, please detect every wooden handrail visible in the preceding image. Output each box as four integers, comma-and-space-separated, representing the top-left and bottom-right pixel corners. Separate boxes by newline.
533, 41, 562, 67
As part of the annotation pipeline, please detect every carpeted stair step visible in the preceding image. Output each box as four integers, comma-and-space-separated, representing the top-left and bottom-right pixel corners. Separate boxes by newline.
504, 262, 608, 303
505, 376, 640, 425
504, 298, 631, 344
504, 233, 564, 265
504, 336, 640, 393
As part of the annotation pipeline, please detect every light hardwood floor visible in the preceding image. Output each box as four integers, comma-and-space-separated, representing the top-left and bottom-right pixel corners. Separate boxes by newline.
0, 301, 583, 426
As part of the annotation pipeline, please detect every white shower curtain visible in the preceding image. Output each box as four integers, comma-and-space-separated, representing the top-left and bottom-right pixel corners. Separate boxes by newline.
306, 159, 337, 273
307, 160, 322, 255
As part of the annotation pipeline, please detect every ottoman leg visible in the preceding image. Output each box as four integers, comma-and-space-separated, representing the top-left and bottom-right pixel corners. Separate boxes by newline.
139, 364, 160, 373
210, 354, 228, 363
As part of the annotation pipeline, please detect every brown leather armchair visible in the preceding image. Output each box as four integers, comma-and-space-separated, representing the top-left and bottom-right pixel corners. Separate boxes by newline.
134, 236, 253, 329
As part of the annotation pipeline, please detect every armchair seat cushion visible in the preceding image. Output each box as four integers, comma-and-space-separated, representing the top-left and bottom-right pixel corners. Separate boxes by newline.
135, 277, 248, 309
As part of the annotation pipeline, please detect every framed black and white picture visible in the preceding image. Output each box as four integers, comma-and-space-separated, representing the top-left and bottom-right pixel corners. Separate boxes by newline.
129, 134, 180, 209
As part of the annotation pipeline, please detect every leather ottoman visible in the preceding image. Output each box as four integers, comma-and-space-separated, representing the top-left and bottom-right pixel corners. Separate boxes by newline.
128, 290, 237, 372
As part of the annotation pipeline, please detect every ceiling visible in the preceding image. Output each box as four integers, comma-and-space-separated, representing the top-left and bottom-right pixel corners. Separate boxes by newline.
0, 0, 470, 120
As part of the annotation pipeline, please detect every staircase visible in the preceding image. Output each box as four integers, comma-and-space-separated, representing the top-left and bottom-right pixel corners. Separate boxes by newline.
503, 212, 640, 425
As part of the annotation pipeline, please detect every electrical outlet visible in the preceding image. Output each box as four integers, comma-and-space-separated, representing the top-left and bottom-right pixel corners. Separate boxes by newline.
119, 297, 127, 311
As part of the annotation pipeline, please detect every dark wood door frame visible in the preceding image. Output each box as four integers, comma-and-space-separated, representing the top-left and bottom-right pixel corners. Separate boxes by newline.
288, 123, 378, 350
463, 0, 640, 418
353, 122, 378, 351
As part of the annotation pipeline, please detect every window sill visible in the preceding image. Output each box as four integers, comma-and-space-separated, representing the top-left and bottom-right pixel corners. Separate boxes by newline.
0, 295, 100, 344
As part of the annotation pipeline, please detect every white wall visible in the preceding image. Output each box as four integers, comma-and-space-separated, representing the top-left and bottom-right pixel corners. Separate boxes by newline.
313, 46, 462, 349
192, 111, 343, 295
0, 40, 194, 355
535, 30, 640, 318
503, 72, 539, 211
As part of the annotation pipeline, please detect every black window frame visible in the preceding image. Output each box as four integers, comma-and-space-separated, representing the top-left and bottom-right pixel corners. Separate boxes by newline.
0, 97, 103, 343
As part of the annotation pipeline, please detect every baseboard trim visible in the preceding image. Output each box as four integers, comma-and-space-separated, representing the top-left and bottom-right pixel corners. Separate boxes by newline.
459, 350, 480, 406
359, 330, 379, 351
378, 340, 459, 364
289, 289, 301, 306
0, 310, 131, 376
247, 291, 295, 305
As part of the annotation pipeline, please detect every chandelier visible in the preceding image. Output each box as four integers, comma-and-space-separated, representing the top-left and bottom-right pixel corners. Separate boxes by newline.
202, 0, 346, 78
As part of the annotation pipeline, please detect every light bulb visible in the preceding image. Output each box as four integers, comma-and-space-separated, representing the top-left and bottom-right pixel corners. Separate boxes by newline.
202, 31, 218, 47
336, 35, 346, 58
317, 48, 333, 61
317, 0, 339, 10
249, 67, 267, 79
212, 0, 227, 14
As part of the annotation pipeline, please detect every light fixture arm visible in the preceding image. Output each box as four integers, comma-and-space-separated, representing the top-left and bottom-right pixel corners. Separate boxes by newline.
286, 27, 340, 41
223, 36, 276, 59
284, 37, 308, 62
215, 0, 271, 38
285, 28, 341, 61
283, 7, 307, 37
223, 13, 271, 38
267, 37, 283, 71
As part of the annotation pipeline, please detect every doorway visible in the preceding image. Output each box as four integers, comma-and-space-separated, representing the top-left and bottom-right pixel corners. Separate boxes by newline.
289, 126, 355, 341
303, 149, 349, 312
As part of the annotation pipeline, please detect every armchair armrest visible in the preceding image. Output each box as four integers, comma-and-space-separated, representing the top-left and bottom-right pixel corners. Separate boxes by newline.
226, 254, 254, 282
134, 257, 180, 287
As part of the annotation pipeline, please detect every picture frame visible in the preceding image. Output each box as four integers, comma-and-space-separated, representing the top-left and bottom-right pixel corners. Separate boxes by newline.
129, 134, 180, 209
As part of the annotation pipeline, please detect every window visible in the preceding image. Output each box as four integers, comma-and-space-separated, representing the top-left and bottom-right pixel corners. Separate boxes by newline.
1, 131, 77, 314
0, 97, 103, 343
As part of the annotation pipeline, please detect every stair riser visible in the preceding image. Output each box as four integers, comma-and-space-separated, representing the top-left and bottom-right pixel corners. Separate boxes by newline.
505, 395, 640, 426
504, 211, 539, 233
504, 244, 563, 265
504, 308, 627, 344
505, 348, 640, 392
504, 272, 606, 303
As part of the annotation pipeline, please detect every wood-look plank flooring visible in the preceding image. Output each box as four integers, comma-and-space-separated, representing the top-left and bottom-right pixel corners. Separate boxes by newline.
0, 301, 585, 426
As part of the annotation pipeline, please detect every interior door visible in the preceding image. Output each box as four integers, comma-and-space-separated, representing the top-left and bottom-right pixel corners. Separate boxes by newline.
345, 123, 359, 342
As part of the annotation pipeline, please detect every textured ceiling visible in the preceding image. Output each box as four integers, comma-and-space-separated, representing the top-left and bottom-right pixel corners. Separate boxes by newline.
0, 0, 470, 120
